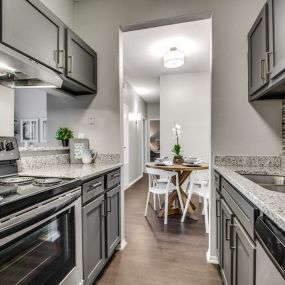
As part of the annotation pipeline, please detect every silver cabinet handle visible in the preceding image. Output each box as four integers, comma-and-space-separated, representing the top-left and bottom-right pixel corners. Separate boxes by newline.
57, 49, 65, 69
87, 182, 102, 193
225, 218, 231, 241
101, 199, 106, 217
68, 55, 73, 74
266, 51, 273, 74
230, 223, 236, 250
216, 200, 221, 218
107, 197, 112, 213
260, 59, 266, 80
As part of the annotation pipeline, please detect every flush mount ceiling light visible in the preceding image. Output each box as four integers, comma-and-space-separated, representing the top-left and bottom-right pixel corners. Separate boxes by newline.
163, 47, 185, 69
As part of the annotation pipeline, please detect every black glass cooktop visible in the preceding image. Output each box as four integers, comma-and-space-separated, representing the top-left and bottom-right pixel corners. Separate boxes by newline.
0, 175, 80, 218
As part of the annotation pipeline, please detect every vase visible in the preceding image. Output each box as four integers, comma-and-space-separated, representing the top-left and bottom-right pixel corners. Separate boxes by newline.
173, 155, 184, 165
62, 139, 69, 147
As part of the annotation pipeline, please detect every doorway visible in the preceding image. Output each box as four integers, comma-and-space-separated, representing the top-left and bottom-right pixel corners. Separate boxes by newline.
119, 13, 213, 263
123, 103, 129, 189
149, 119, 160, 162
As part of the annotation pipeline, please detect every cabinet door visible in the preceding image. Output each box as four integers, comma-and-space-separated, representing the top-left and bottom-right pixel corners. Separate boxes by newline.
216, 191, 222, 265
221, 200, 234, 285
66, 29, 97, 91
232, 218, 256, 285
248, 4, 269, 96
82, 195, 105, 285
268, 0, 285, 80
106, 186, 121, 258
1, 0, 65, 73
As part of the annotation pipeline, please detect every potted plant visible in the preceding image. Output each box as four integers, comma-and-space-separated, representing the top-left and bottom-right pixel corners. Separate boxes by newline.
172, 123, 184, 165
55, 127, 74, 147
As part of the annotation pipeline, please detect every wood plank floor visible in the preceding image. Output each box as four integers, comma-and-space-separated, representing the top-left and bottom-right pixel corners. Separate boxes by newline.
96, 175, 223, 285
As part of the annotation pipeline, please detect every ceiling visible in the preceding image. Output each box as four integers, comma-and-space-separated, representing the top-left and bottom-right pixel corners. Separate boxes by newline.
123, 19, 211, 103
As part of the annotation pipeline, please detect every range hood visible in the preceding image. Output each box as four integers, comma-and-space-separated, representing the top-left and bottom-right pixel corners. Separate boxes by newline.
0, 44, 62, 89
0, 43, 93, 95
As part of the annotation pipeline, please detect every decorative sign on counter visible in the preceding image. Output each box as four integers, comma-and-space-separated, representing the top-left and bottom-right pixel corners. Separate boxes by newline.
70, 139, 89, 164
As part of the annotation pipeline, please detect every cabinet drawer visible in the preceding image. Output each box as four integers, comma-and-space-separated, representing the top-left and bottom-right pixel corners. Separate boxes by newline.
106, 169, 120, 190
221, 178, 258, 239
214, 171, 221, 192
82, 176, 104, 204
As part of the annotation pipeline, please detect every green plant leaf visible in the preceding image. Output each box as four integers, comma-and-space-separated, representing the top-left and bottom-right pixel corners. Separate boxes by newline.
55, 127, 74, 140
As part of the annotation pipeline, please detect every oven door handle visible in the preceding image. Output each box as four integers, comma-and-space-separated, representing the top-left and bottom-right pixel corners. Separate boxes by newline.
0, 191, 81, 240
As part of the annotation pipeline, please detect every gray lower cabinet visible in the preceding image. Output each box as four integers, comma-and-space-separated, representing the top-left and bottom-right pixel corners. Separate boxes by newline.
221, 199, 234, 285
1, 0, 64, 73
106, 185, 121, 258
66, 28, 97, 92
248, 4, 269, 97
216, 190, 222, 265
82, 194, 106, 285
232, 218, 256, 285
216, 175, 258, 285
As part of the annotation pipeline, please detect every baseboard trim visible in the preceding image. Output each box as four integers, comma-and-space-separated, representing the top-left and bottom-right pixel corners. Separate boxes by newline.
117, 239, 127, 251
125, 174, 143, 190
206, 249, 218, 264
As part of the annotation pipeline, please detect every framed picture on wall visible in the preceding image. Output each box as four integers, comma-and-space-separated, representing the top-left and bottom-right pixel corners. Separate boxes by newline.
20, 118, 39, 143
40, 118, 47, 143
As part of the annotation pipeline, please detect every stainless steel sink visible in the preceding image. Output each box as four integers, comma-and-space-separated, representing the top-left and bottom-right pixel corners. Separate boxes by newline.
241, 174, 285, 193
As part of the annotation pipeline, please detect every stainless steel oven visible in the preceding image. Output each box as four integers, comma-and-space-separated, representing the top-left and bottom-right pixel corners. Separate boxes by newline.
0, 188, 83, 285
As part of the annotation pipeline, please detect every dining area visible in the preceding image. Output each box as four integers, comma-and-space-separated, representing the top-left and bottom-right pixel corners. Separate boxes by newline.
144, 124, 210, 232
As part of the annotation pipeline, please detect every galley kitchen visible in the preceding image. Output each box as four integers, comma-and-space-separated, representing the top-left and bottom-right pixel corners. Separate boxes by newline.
0, 1, 285, 285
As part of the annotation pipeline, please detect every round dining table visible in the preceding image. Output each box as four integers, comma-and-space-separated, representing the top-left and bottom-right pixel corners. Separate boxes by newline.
145, 162, 209, 220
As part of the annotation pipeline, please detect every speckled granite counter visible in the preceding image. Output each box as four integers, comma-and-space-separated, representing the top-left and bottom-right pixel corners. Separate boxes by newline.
20, 162, 123, 181
214, 165, 285, 232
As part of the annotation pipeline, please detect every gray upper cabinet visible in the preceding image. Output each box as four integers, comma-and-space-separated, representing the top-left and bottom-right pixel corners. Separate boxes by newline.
82, 194, 106, 285
232, 218, 256, 285
1, 0, 64, 73
66, 29, 97, 92
221, 199, 234, 285
249, 0, 285, 100
106, 185, 121, 258
268, 0, 285, 80
248, 4, 269, 97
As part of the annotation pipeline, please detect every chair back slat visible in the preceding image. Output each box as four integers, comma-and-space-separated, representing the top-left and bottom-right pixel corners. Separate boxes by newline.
146, 167, 177, 189
146, 167, 175, 177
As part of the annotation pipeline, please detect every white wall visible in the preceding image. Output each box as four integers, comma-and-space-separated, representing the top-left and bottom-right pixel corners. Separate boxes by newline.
40, 0, 75, 28
123, 81, 147, 185
147, 103, 160, 119
73, 0, 281, 156
160, 73, 211, 163
0, 86, 14, 136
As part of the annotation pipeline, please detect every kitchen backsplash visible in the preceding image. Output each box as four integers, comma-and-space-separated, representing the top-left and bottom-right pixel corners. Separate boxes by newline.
214, 155, 281, 168
18, 149, 120, 172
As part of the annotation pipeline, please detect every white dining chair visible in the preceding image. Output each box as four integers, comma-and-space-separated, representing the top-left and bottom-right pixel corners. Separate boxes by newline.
145, 167, 184, 225
181, 171, 210, 233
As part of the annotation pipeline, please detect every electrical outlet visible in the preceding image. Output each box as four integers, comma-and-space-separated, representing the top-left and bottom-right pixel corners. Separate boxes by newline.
88, 114, 95, 125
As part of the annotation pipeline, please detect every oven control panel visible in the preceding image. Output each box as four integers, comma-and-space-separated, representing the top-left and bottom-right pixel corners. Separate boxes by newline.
0, 137, 20, 161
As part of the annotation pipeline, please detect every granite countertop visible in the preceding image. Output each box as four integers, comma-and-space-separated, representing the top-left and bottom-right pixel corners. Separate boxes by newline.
214, 165, 285, 232
20, 162, 123, 181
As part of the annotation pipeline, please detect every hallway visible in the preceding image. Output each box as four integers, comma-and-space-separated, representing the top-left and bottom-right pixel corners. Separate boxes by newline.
97, 175, 222, 285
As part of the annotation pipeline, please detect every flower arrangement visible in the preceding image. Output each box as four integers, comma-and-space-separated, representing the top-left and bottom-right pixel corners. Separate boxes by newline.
172, 123, 184, 164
